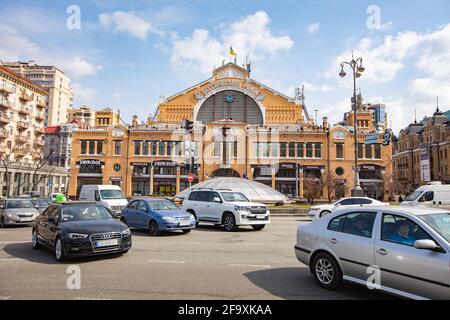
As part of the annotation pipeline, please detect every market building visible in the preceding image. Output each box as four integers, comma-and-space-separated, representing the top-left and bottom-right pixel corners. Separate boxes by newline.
68, 62, 393, 200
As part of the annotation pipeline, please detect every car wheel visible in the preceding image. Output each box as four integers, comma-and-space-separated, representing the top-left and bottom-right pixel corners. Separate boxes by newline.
252, 224, 265, 231
222, 213, 237, 232
312, 252, 342, 290
182, 229, 191, 234
187, 210, 199, 227
0, 217, 6, 228
32, 229, 41, 249
55, 237, 67, 262
319, 210, 331, 218
149, 220, 160, 236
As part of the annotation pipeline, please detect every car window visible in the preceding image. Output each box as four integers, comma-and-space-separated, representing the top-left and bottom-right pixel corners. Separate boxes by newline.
419, 213, 450, 243
381, 214, 433, 247
420, 191, 434, 202
188, 192, 199, 201
357, 198, 372, 205
339, 199, 354, 206
47, 206, 60, 222
128, 201, 138, 210
342, 212, 377, 238
41, 205, 57, 217
196, 192, 209, 202
328, 214, 346, 232
137, 201, 147, 212
6, 200, 35, 208
208, 192, 220, 202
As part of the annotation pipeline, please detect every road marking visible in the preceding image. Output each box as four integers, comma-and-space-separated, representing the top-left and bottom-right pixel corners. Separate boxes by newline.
148, 259, 186, 264
0, 296, 11, 300
228, 263, 271, 269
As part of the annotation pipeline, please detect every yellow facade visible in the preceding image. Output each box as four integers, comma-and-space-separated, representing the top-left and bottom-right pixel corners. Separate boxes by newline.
69, 63, 393, 201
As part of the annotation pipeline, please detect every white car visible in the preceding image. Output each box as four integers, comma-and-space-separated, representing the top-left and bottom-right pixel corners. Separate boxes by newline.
180, 189, 270, 231
307, 197, 388, 220
295, 206, 450, 300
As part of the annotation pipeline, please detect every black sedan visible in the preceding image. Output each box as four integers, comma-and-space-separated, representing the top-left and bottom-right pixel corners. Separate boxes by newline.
32, 202, 131, 262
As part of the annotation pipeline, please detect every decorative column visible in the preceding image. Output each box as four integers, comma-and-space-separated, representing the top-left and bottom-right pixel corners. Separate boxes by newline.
271, 167, 276, 189
150, 165, 154, 196
321, 168, 328, 200
299, 169, 304, 199
176, 166, 181, 194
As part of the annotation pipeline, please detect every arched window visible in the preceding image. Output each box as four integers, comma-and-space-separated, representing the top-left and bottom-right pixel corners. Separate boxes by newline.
196, 90, 263, 124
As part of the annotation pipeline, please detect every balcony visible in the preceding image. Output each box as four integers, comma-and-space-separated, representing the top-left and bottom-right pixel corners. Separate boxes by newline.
0, 114, 10, 124
14, 146, 27, 158
36, 98, 46, 108
18, 106, 31, 115
15, 135, 28, 144
0, 83, 13, 94
0, 98, 13, 109
34, 140, 45, 148
0, 130, 8, 139
32, 151, 42, 160
16, 121, 29, 130
35, 113, 45, 121
34, 126, 45, 135
19, 91, 33, 102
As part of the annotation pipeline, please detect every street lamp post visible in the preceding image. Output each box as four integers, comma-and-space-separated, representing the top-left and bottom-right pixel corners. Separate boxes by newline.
339, 51, 365, 197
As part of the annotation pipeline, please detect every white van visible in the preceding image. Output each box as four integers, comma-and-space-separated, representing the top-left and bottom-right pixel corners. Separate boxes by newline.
78, 185, 128, 218
400, 183, 450, 209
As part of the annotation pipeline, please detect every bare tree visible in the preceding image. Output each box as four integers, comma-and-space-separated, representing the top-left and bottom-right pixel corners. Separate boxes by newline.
303, 173, 322, 204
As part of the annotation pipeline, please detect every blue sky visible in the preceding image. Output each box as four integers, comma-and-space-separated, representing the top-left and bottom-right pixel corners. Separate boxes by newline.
1, 0, 449, 133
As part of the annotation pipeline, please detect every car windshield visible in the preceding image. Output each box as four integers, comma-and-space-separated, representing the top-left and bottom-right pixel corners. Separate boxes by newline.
406, 191, 422, 201
32, 199, 49, 207
146, 200, 178, 211
61, 205, 113, 221
6, 200, 35, 208
419, 213, 450, 243
221, 192, 249, 202
100, 190, 125, 200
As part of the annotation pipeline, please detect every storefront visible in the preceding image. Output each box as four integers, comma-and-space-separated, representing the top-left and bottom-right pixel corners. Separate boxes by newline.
275, 163, 298, 198
251, 165, 273, 187
131, 162, 151, 196
359, 164, 385, 200
153, 160, 178, 196
76, 159, 104, 196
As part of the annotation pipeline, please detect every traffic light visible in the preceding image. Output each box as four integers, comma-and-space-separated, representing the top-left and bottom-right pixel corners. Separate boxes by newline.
181, 119, 194, 133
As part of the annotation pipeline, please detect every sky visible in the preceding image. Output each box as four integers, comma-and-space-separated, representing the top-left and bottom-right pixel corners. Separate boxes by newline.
0, 0, 449, 133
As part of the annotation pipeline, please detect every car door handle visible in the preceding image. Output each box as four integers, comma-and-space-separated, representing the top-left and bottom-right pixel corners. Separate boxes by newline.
329, 238, 338, 244
376, 248, 388, 256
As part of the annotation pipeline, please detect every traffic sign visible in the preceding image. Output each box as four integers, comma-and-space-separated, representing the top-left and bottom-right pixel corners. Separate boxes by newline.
187, 173, 194, 183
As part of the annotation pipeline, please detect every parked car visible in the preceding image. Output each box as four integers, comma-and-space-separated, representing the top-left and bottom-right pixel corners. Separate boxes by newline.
400, 183, 450, 210
78, 185, 128, 218
121, 198, 196, 236
307, 197, 388, 219
23, 191, 42, 199
31, 198, 50, 213
295, 206, 450, 299
181, 189, 270, 231
0, 198, 40, 227
32, 201, 131, 262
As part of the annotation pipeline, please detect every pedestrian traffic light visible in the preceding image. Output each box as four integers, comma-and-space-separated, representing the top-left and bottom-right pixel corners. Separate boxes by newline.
181, 119, 194, 132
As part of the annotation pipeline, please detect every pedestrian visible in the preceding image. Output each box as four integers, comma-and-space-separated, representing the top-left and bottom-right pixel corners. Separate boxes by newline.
398, 195, 403, 203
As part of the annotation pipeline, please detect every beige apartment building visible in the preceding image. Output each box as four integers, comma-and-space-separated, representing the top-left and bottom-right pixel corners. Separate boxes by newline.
0, 66, 67, 196
67, 105, 96, 129
0, 60, 73, 126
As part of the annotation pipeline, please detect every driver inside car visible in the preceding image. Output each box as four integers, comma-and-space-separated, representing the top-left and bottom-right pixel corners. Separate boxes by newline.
388, 220, 416, 246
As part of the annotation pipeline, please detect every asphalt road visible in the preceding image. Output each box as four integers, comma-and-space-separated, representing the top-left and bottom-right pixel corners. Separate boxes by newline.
0, 217, 393, 300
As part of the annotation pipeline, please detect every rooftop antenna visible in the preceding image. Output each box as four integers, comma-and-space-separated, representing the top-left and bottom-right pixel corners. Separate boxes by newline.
436, 96, 440, 113
414, 109, 417, 124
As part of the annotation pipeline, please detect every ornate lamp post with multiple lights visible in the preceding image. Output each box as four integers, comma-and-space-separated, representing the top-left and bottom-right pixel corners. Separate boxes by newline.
339, 51, 365, 196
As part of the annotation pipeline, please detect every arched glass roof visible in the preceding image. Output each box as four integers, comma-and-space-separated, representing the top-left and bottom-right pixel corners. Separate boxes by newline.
175, 178, 288, 203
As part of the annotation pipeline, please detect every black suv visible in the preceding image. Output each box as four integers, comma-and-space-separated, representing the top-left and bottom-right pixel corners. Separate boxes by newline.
32, 201, 131, 261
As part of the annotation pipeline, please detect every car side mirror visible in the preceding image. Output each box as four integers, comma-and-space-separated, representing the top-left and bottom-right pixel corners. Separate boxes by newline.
213, 197, 221, 203
334, 203, 341, 207
414, 239, 440, 251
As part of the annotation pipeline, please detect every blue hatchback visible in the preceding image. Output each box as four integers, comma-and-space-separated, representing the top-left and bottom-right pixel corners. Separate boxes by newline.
121, 198, 196, 236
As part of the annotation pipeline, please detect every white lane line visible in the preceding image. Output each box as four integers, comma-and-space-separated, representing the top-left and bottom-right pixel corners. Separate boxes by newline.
0, 296, 11, 300
148, 259, 186, 264
228, 263, 271, 269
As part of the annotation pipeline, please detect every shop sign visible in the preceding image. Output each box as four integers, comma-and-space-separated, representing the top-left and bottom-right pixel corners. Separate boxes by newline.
131, 162, 151, 167
279, 163, 296, 169
153, 161, 178, 168
77, 159, 104, 166
194, 79, 265, 101
110, 176, 122, 182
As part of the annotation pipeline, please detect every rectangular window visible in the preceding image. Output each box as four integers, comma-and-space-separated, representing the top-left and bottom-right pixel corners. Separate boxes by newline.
374, 144, 381, 159
97, 141, 103, 155
81, 141, 87, 154
336, 144, 344, 159
280, 143, 287, 158
167, 142, 173, 156
215, 142, 222, 157
114, 141, 121, 156
272, 143, 279, 158
365, 144, 372, 159
253, 142, 259, 158
305, 143, 313, 158
151, 141, 157, 156
175, 142, 182, 156
261, 143, 270, 157
296, 143, 303, 158
233, 141, 238, 158
142, 141, 149, 155
134, 141, 141, 155
159, 142, 165, 156
88, 141, 95, 155
314, 143, 322, 158
358, 144, 364, 159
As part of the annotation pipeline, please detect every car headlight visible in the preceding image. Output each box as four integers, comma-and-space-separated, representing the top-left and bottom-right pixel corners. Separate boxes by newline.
162, 216, 177, 221
68, 233, 89, 240
121, 228, 131, 237
7, 213, 16, 218
189, 215, 196, 221
235, 205, 250, 212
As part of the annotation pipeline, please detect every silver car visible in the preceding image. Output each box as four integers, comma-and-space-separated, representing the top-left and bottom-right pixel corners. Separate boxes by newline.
0, 198, 40, 227
295, 206, 450, 299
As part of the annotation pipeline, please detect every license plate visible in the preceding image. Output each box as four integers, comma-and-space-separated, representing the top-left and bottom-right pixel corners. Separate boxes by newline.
96, 239, 118, 247
256, 214, 266, 219
179, 221, 191, 227
20, 218, 34, 222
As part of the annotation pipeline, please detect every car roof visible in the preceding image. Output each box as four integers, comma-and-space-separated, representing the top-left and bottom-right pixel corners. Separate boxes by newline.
4, 198, 33, 201
333, 205, 449, 216
53, 201, 98, 206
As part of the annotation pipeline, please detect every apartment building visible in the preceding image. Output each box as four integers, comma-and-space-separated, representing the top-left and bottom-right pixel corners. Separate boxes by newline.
0, 60, 73, 126
67, 105, 95, 129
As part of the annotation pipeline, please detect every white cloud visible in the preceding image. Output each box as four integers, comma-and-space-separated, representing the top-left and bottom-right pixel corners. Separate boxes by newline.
99, 11, 161, 40
60, 56, 103, 78
307, 22, 320, 34
72, 83, 97, 102
0, 24, 40, 60
170, 11, 294, 73
302, 81, 335, 93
